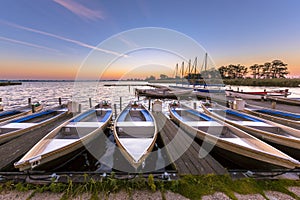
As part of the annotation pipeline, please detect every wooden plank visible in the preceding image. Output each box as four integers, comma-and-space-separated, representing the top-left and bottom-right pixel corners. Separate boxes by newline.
153, 112, 227, 175
156, 114, 213, 174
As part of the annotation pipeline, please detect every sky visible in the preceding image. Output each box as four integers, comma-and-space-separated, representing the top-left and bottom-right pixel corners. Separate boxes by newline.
0, 0, 300, 80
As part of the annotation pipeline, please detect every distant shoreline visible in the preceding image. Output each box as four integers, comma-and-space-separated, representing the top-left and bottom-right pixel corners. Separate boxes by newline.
0, 82, 22, 86
0, 78, 299, 87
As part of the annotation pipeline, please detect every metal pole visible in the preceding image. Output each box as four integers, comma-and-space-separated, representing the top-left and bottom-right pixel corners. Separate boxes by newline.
114, 103, 117, 118
89, 98, 92, 108
78, 104, 82, 113
119, 97, 122, 111
31, 104, 35, 113
58, 97, 62, 105
271, 101, 276, 109
148, 98, 151, 110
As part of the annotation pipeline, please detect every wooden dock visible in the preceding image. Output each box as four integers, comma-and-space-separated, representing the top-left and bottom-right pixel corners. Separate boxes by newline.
0, 113, 73, 171
152, 112, 227, 175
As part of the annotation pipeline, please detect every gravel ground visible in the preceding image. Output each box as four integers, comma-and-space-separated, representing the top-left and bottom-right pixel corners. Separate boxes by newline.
265, 191, 296, 200
201, 192, 231, 200
1, 188, 300, 200
234, 193, 265, 200
289, 187, 300, 197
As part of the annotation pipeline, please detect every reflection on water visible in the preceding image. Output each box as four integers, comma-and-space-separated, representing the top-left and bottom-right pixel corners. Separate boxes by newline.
0, 81, 151, 111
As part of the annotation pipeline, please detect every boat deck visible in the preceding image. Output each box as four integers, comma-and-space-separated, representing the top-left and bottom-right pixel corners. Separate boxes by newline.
152, 112, 227, 175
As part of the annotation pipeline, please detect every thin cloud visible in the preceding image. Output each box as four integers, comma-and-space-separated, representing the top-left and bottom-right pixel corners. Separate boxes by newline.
118, 35, 139, 48
0, 36, 59, 52
0, 20, 127, 57
53, 0, 104, 21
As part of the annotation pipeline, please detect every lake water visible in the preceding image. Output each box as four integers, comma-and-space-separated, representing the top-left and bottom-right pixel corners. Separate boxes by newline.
0, 81, 151, 111
1, 81, 299, 110
1, 81, 299, 172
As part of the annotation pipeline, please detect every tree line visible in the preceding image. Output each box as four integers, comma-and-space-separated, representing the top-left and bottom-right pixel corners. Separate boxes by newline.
144, 59, 290, 81
218, 59, 289, 79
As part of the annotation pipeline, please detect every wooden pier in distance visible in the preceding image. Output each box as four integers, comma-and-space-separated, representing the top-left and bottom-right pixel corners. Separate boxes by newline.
152, 112, 227, 175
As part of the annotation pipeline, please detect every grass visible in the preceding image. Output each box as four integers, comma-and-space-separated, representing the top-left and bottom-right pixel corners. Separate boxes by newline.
223, 78, 300, 87
0, 174, 299, 199
149, 78, 300, 87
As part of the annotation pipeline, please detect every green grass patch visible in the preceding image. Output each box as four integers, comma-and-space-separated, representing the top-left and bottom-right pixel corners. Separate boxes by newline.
223, 78, 300, 87
0, 174, 299, 199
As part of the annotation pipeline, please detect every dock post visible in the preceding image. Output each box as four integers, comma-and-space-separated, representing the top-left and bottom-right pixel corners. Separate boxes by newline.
28, 98, 31, 106
89, 98, 92, 108
193, 102, 197, 109
78, 104, 82, 113
271, 101, 276, 109
114, 104, 117, 118
120, 97, 122, 111
58, 97, 62, 105
31, 104, 35, 113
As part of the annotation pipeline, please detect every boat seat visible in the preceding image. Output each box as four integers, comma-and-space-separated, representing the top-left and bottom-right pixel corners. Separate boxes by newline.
65, 122, 104, 128
1, 122, 36, 129
117, 121, 154, 127
236, 121, 273, 127
117, 123, 155, 138
222, 138, 258, 150
184, 121, 221, 127
56, 126, 99, 139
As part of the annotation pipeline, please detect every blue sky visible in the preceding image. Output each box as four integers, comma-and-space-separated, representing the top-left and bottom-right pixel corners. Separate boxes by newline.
0, 0, 300, 79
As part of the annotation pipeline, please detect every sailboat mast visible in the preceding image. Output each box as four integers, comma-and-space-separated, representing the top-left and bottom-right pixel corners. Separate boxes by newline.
181, 61, 184, 86
175, 63, 178, 86
204, 53, 207, 71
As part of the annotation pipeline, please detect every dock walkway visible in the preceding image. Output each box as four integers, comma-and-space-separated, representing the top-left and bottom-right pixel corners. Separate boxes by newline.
152, 112, 227, 175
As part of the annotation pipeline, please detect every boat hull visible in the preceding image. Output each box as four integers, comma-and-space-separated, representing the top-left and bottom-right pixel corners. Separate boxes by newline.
113, 103, 158, 169
0, 105, 66, 144
170, 106, 300, 169
201, 104, 300, 161
14, 103, 112, 171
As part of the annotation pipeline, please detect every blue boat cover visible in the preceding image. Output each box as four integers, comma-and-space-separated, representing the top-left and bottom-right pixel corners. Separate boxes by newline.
257, 109, 300, 119
12, 110, 55, 123
0, 110, 20, 117
225, 110, 263, 122
171, 109, 184, 121
70, 109, 95, 122
117, 109, 129, 122
141, 109, 153, 121
186, 109, 213, 121
100, 110, 112, 122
